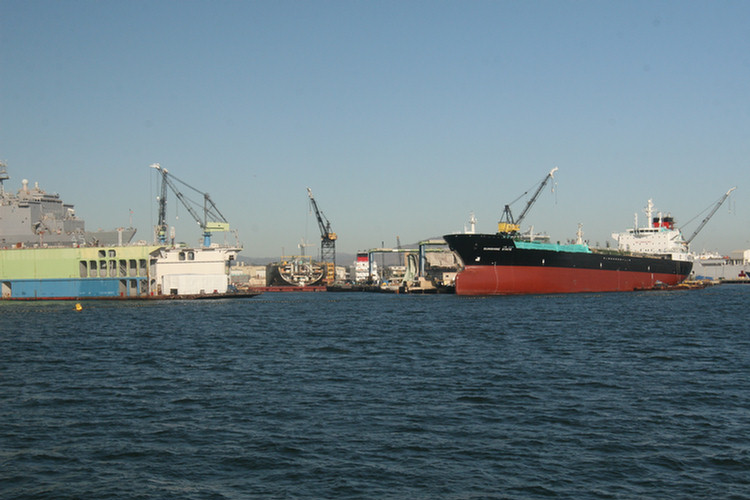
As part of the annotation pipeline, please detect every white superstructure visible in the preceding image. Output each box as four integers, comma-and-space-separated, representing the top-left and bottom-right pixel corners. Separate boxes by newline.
611, 200, 689, 260
352, 252, 379, 283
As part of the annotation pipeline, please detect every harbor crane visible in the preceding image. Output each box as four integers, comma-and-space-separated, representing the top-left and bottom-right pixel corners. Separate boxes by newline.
685, 186, 736, 245
498, 167, 558, 234
307, 187, 337, 269
151, 163, 231, 247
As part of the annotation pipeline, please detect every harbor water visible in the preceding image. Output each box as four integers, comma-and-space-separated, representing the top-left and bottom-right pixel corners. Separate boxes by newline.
2, 286, 749, 499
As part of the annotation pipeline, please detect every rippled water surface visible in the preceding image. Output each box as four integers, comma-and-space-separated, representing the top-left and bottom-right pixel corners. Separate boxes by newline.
2, 286, 749, 499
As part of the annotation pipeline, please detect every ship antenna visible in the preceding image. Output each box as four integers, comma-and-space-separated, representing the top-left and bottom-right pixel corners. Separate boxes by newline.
0, 160, 8, 195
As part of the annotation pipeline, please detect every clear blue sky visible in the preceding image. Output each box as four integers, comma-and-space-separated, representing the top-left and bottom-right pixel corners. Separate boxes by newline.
2, 1, 749, 258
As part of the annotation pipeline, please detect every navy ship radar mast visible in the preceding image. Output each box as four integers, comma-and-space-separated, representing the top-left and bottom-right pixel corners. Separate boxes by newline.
0, 160, 9, 195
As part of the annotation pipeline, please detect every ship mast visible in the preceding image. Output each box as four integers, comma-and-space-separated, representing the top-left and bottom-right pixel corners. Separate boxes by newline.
0, 160, 9, 195
465, 212, 477, 234
644, 199, 654, 230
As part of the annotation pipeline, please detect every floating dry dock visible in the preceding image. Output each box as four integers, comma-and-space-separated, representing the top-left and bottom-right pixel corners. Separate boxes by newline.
0, 244, 242, 300
3, 291, 262, 301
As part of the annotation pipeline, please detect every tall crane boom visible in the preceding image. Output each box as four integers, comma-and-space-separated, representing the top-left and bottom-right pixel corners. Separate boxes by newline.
307, 188, 336, 243
685, 186, 736, 245
307, 187, 337, 281
516, 167, 558, 225
151, 163, 231, 247
498, 167, 558, 234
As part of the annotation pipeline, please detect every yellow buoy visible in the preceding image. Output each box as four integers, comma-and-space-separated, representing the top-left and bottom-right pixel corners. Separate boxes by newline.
75, 303, 82, 311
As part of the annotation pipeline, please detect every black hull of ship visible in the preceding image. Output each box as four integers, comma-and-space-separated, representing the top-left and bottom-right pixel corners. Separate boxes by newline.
443, 233, 692, 295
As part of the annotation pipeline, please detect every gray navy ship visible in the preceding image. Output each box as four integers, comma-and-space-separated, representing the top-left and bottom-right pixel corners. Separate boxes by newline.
0, 161, 136, 247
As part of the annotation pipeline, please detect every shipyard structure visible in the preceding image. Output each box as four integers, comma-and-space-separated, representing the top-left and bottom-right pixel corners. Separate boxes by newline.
691, 250, 750, 282
0, 161, 245, 300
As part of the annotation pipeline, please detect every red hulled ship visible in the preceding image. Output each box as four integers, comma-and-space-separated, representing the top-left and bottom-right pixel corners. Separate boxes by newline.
443, 168, 692, 295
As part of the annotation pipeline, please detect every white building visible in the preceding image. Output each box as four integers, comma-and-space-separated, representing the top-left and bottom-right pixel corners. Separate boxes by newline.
152, 245, 240, 295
